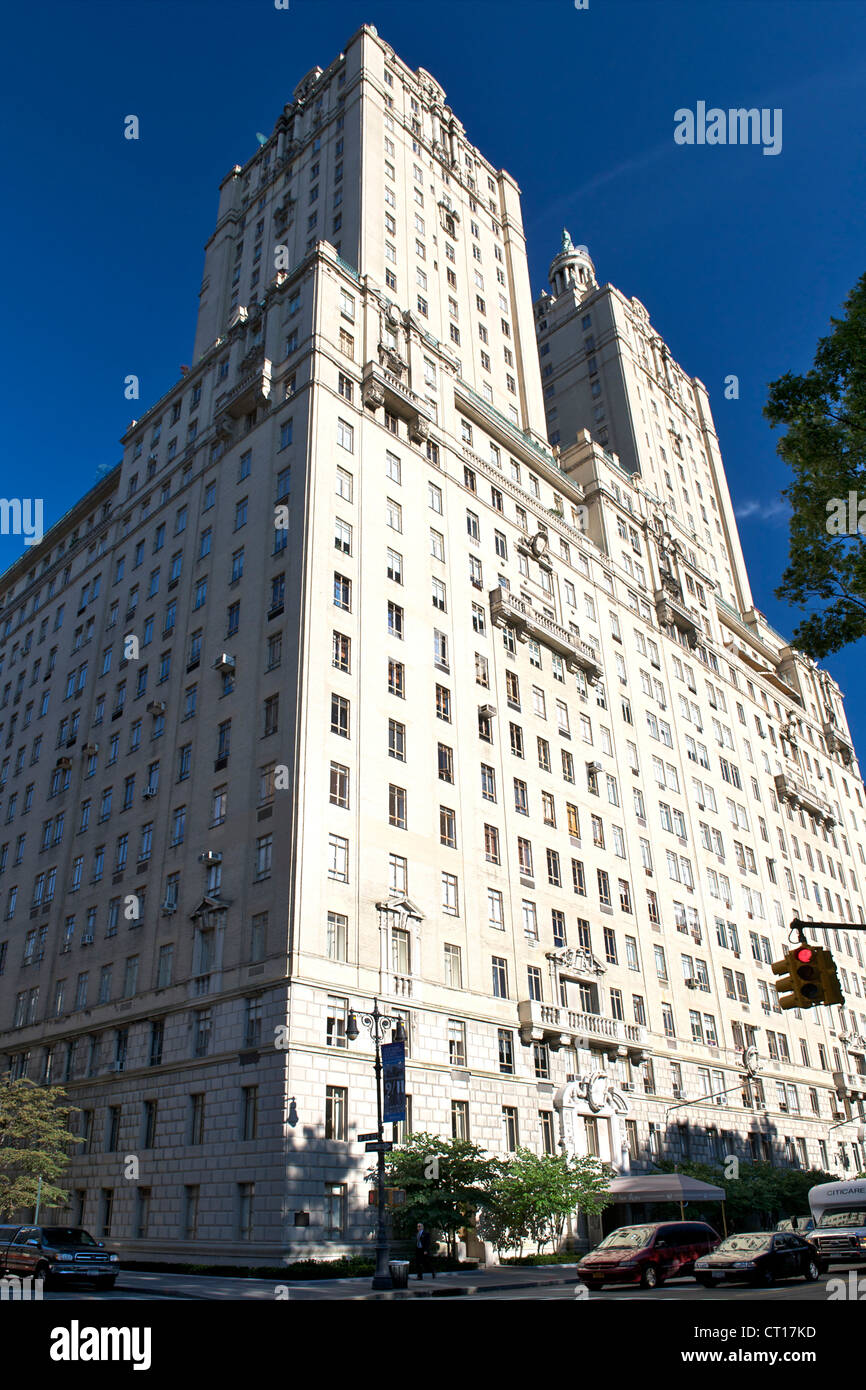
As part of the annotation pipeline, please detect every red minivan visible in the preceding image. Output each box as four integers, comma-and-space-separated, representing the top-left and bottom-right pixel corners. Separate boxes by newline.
577, 1221, 721, 1290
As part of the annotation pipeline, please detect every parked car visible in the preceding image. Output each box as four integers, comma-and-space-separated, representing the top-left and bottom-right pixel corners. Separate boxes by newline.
0, 1224, 119, 1288
694, 1231, 821, 1287
577, 1221, 721, 1290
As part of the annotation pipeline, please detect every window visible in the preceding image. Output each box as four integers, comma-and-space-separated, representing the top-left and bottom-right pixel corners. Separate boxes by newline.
451, 1099, 470, 1140
438, 743, 454, 783
326, 911, 348, 961
389, 784, 407, 829
442, 872, 459, 915
325, 1085, 347, 1141
388, 719, 405, 761
328, 834, 349, 882
326, 996, 348, 1048
388, 659, 405, 698
485, 886, 506, 933
328, 567, 353, 614
332, 631, 350, 673
329, 762, 350, 809
448, 1018, 467, 1067
330, 694, 349, 738
444, 943, 463, 988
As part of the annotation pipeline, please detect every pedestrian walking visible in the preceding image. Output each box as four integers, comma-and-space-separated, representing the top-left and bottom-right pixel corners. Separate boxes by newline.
414, 1222, 435, 1279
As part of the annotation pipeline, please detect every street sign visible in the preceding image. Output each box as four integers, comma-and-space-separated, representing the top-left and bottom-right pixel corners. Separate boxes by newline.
365, 1141, 394, 1153
357, 1132, 379, 1142
382, 1040, 406, 1123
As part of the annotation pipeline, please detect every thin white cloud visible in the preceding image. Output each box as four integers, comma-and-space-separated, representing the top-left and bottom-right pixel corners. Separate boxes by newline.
734, 497, 790, 523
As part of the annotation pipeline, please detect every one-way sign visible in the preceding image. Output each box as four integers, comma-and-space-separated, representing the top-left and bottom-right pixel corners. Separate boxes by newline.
357, 1132, 379, 1142
365, 1141, 394, 1153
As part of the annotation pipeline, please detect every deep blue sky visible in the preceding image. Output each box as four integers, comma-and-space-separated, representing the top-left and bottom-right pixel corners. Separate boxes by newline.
2, 0, 865, 745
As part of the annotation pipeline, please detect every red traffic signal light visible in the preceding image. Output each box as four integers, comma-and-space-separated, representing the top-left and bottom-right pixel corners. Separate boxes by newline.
772, 942, 846, 1009
792, 948, 820, 1003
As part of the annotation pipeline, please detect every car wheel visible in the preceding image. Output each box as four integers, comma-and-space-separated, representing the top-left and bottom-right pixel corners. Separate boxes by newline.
696, 1276, 715, 1288
584, 1280, 604, 1291
753, 1267, 774, 1287
803, 1259, 820, 1282
640, 1266, 660, 1289
35, 1262, 52, 1289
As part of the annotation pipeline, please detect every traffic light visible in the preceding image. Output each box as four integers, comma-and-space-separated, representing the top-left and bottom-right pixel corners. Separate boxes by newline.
771, 944, 845, 1009
813, 947, 845, 1007
771, 945, 820, 1010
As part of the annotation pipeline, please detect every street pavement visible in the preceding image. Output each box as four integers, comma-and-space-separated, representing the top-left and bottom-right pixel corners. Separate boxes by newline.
36, 1262, 855, 1302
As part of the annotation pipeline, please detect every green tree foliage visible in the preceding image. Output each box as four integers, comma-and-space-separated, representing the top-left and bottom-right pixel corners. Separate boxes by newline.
383, 1134, 612, 1257
382, 1132, 503, 1253
480, 1150, 612, 1255
765, 272, 866, 658
0, 1074, 78, 1218
654, 1159, 834, 1231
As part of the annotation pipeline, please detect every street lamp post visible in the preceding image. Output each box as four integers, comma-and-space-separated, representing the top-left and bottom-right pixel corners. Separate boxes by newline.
346, 1000, 406, 1291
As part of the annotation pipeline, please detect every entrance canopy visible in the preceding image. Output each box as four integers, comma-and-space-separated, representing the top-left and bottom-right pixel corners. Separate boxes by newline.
607, 1174, 725, 1204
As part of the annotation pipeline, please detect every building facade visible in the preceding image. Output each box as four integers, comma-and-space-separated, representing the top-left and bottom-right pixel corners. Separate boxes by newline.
1, 26, 865, 1263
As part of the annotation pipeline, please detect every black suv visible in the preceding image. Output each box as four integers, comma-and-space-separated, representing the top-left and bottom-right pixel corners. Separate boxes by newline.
0, 1225, 119, 1288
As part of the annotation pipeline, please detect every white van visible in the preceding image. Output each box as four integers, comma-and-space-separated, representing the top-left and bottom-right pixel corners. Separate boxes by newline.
808, 1179, 866, 1266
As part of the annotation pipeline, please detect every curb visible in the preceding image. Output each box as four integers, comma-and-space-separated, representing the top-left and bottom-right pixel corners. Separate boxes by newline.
346, 1273, 582, 1299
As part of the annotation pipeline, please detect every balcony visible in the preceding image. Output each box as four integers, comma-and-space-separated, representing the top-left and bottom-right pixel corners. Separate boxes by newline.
518, 998, 648, 1058
833, 1070, 866, 1101
654, 583, 700, 647
489, 587, 602, 681
217, 354, 273, 418
774, 769, 836, 826
362, 360, 433, 443
823, 719, 855, 767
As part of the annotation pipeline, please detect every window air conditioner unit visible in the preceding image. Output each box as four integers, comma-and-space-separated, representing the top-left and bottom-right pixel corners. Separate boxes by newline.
478, 704, 496, 719
684, 977, 697, 989
82, 743, 98, 755
160, 901, 177, 914
147, 700, 166, 715
587, 760, 603, 773
142, 786, 158, 799
672, 1086, 683, 1099
214, 653, 236, 673
198, 850, 222, 866
56, 756, 72, 770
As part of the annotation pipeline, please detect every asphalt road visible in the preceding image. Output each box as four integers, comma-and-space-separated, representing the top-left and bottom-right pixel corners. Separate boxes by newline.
32, 1266, 855, 1302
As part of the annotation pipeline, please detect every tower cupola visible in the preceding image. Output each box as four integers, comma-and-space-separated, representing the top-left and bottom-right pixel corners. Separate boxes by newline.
548, 229, 597, 298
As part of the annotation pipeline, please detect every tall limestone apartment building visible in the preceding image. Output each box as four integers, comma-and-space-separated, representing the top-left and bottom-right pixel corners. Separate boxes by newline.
1, 25, 865, 1262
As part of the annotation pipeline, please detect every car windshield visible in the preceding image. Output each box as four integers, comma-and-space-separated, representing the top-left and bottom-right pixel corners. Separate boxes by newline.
596, 1226, 655, 1250
718, 1234, 771, 1253
818, 1207, 866, 1229
41, 1227, 98, 1247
